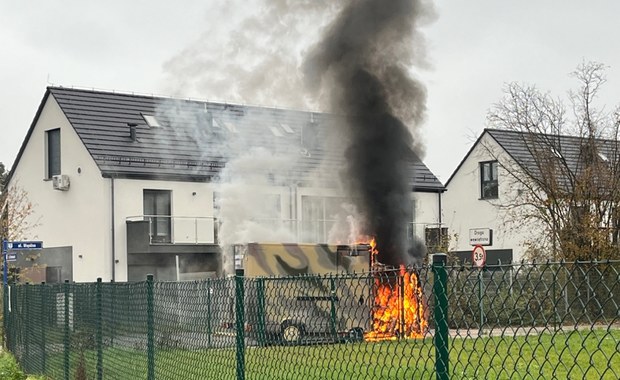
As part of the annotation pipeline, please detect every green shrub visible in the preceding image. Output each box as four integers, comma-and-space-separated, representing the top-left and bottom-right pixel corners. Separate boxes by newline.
0, 351, 27, 380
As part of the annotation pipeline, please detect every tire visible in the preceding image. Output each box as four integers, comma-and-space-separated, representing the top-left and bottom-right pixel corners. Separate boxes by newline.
280, 321, 303, 345
347, 327, 364, 342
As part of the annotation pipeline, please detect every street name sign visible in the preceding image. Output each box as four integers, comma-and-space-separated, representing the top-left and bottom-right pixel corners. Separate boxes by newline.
6, 241, 43, 250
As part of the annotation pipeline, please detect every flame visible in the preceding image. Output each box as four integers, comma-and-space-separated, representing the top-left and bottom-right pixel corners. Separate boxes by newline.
363, 238, 428, 341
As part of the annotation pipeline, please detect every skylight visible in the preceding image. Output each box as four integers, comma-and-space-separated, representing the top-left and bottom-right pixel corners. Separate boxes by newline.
269, 126, 283, 137
222, 121, 238, 133
143, 114, 161, 128
280, 123, 294, 134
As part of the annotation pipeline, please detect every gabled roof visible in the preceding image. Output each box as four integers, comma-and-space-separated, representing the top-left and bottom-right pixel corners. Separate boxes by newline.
14, 87, 445, 191
445, 128, 620, 188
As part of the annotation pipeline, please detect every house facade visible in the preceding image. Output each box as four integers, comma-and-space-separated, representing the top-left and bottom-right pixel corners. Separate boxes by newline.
5, 87, 445, 283
443, 128, 620, 264
443, 130, 529, 264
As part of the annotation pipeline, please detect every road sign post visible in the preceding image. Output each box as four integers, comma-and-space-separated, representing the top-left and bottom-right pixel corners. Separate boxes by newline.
3, 239, 8, 287
472, 245, 486, 336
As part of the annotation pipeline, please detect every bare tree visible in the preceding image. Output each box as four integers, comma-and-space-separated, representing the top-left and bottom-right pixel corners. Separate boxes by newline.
1, 180, 40, 242
486, 62, 620, 261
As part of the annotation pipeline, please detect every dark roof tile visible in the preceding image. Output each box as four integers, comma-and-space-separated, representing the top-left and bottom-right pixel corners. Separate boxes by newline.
49, 87, 444, 191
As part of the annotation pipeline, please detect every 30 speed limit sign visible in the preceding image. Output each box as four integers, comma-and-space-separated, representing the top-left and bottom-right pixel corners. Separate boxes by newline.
472, 245, 486, 268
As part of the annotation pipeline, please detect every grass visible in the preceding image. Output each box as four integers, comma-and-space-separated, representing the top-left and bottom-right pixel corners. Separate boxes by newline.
24, 329, 620, 379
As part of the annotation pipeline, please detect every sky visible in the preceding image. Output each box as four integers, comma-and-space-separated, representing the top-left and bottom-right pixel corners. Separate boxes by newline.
1, 0, 619, 183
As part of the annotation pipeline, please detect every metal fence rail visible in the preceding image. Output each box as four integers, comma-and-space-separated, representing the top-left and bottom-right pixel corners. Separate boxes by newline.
3, 258, 619, 379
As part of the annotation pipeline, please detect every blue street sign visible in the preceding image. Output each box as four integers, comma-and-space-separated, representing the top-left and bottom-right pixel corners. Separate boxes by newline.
3, 240, 43, 286
6, 241, 43, 250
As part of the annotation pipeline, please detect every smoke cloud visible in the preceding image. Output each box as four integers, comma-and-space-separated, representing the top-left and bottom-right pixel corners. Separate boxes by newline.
158, 1, 436, 271
161, 0, 341, 109
303, 0, 436, 266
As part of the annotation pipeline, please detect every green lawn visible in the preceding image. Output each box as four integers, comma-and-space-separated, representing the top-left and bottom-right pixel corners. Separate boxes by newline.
34, 329, 620, 379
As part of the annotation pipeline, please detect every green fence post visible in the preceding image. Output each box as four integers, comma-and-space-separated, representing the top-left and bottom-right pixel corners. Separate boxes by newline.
329, 276, 338, 339
63, 280, 70, 380
432, 253, 449, 380
256, 278, 266, 346
41, 282, 47, 375
96, 278, 103, 380
3, 284, 7, 349
207, 280, 212, 348
110, 280, 115, 346
235, 275, 245, 380
146, 274, 155, 380
7, 285, 13, 352
24, 283, 30, 373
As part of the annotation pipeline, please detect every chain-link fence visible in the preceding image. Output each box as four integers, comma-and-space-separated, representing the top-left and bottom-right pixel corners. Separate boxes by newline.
3, 257, 619, 379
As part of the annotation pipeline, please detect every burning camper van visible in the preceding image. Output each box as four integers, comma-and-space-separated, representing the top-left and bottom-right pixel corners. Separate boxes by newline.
234, 242, 427, 345
237, 242, 373, 344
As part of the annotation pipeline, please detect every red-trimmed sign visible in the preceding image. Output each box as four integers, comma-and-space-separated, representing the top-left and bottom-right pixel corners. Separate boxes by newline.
472, 245, 486, 268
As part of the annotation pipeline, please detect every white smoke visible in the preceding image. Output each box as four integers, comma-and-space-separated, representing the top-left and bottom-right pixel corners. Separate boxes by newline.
161, 0, 343, 110
157, 2, 428, 274
214, 146, 297, 274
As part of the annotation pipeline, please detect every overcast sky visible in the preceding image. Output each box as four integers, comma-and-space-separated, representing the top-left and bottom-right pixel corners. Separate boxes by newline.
1, 1, 619, 182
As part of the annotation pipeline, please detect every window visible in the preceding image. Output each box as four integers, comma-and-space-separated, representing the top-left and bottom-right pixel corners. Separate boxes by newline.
46, 129, 61, 179
301, 196, 347, 243
46, 266, 62, 283
480, 161, 498, 199
142, 114, 162, 128
425, 227, 449, 253
144, 190, 172, 243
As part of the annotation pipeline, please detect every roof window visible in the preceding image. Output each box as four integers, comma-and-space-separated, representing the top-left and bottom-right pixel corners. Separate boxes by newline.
280, 123, 294, 134
269, 126, 283, 137
143, 114, 161, 128
222, 121, 238, 133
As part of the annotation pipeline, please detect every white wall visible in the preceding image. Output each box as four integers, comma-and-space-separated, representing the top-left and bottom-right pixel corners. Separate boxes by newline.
414, 191, 443, 239
9, 95, 111, 282
443, 133, 546, 262
112, 179, 219, 281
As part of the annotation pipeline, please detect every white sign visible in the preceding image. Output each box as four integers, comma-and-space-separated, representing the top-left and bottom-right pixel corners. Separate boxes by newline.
472, 245, 486, 268
469, 228, 493, 246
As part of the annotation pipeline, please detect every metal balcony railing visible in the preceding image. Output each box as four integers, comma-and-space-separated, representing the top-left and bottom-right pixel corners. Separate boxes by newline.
126, 216, 439, 245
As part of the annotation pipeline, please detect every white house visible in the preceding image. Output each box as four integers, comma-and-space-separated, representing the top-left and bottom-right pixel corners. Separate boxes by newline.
443, 129, 525, 264
443, 128, 620, 264
5, 87, 445, 283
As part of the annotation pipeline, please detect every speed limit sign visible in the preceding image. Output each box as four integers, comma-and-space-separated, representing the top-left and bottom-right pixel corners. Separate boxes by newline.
472, 245, 486, 268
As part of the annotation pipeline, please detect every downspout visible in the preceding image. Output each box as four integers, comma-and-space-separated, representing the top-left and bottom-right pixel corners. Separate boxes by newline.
438, 191, 444, 252
438, 191, 443, 227
290, 182, 299, 240
111, 177, 116, 281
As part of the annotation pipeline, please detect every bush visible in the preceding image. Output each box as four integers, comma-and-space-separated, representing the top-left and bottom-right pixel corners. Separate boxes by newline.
0, 351, 26, 380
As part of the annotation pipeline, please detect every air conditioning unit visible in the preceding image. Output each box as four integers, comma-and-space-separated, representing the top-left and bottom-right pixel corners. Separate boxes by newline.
52, 174, 70, 191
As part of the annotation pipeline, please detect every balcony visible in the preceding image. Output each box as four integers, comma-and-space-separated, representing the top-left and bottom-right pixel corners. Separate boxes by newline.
126, 215, 218, 245
126, 216, 437, 247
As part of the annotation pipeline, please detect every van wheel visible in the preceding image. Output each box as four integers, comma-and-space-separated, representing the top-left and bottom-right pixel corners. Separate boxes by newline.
281, 322, 303, 344
348, 327, 364, 342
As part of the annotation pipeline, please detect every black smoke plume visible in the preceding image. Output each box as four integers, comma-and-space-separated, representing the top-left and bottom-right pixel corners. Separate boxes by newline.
303, 0, 434, 266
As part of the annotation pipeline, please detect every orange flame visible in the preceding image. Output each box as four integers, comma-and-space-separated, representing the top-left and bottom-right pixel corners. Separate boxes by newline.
364, 238, 427, 341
